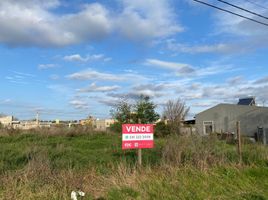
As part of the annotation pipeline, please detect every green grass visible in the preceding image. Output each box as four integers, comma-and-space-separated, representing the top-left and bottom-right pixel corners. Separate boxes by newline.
0, 132, 267, 199
0, 133, 165, 172
135, 166, 268, 200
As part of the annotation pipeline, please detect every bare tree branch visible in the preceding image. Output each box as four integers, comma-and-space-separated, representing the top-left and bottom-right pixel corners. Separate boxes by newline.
163, 99, 190, 135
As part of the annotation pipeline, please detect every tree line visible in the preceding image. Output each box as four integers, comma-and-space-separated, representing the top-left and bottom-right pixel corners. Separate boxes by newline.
110, 95, 190, 136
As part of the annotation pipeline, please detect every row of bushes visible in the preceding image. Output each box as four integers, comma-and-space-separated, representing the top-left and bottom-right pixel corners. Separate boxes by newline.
0, 121, 178, 138
109, 121, 172, 137
0, 125, 106, 137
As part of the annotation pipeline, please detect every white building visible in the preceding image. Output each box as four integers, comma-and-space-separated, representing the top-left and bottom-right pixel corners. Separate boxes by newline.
0, 116, 14, 127
94, 119, 115, 131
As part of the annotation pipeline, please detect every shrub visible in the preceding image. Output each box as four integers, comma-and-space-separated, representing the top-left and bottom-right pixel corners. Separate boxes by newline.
109, 122, 122, 133
0, 127, 21, 136
161, 134, 227, 169
154, 121, 171, 137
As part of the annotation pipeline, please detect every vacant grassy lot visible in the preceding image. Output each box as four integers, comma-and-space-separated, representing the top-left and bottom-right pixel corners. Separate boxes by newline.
0, 131, 267, 200
0, 132, 163, 172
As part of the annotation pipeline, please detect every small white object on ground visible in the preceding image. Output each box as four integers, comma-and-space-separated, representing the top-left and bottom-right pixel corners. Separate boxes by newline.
71, 190, 85, 200
78, 191, 85, 196
71, 191, 77, 200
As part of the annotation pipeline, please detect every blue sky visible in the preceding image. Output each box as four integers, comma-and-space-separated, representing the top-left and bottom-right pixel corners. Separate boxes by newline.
1, 0, 268, 120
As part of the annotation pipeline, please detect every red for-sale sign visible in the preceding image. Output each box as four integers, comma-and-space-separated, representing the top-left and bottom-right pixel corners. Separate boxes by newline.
122, 124, 154, 150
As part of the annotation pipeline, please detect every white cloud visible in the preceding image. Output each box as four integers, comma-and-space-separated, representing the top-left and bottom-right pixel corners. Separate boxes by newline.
227, 76, 244, 85
63, 53, 110, 62
254, 76, 268, 85
67, 69, 150, 82
130, 90, 163, 98
98, 98, 118, 107
133, 83, 168, 92
38, 64, 58, 69
212, 1, 268, 36
191, 101, 217, 108
106, 90, 160, 100
0, 99, 12, 105
166, 40, 242, 54
67, 69, 124, 81
0, 1, 111, 47
61, 3, 112, 41
0, 0, 182, 47
176, 74, 268, 107
145, 59, 195, 76
171, 1, 268, 55
145, 58, 235, 78
116, 0, 183, 41
69, 100, 89, 110
11, 71, 35, 77
105, 83, 171, 101
5, 71, 38, 84
77, 82, 120, 93
47, 84, 71, 95
63, 54, 87, 62
145, 59, 189, 70
205, 0, 268, 52
196, 65, 235, 77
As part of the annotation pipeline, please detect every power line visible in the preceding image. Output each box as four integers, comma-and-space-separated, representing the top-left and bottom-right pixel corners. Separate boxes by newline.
217, 0, 268, 20
243, 0, 268, 10
192, 0, 268, 27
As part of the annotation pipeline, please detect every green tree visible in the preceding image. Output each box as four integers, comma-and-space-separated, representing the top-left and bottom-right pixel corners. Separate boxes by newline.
109, 122, 122, 133
110, 95, 159, 127
154, 121, 171, 137
110, 98, 132, 124
134, 95, 160, 124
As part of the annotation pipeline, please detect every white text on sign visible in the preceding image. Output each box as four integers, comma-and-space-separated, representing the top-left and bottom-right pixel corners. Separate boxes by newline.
125, 125, 151, 133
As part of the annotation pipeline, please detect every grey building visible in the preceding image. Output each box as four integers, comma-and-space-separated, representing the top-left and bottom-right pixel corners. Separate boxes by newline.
195, 103, 268, 137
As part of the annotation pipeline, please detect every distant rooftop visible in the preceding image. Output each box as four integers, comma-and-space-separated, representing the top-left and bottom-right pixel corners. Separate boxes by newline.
237, 97, 256, 106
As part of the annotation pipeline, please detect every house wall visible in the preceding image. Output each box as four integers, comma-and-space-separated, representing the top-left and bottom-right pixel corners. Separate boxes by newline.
95, 120, 106, 131
0, 116, 13, 127
94, 119, 115, 131
196, 104, 268, 136
180, 126, 196, 135
17, 121, 51, 130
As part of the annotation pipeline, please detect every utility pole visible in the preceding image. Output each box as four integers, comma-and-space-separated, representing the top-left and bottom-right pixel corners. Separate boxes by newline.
36, 112, 39, 127
262, 100, 266, 107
